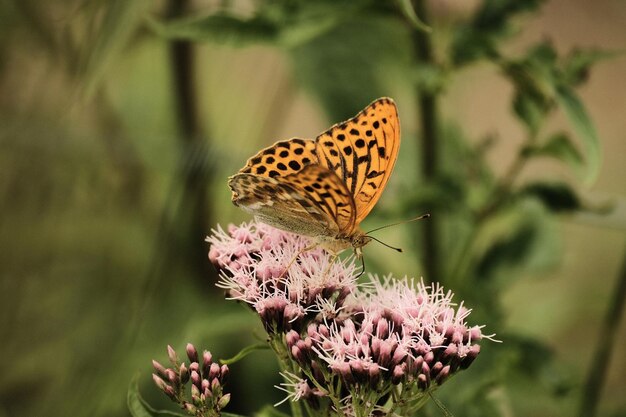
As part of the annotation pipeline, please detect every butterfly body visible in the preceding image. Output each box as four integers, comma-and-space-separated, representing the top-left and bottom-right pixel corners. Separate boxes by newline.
228, 97, 400, 256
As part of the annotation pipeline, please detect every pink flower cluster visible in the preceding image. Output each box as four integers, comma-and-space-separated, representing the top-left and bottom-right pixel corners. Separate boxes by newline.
207, 221, 495, 412
287, 276, 485, 394
208, 222, 357, 333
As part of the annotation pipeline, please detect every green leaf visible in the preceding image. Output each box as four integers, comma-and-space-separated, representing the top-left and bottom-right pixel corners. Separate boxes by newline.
521, 182, 582, 212
128, 375, 155, 417
525, 132, 584, 175
503, 52, 556, 134
471, 199, 560, 285
512, 90, 547, 135
146, 13, 278, 45
451, 0, 544, 66
289, 16, 408, 121
474, 0, 545, 32
396, 0, 431, 32
475, 218, 539, 281
562, 48, 618, 87
253, 405, 291, 417
555, 85, 601, 185
220, 342, 269, 365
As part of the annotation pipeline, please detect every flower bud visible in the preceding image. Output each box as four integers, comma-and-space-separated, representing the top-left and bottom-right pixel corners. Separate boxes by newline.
202, 350, 213, 375
291, 345, 304, 363
368, 363, 381, 387
165, 368, 178, 386
218, 393, 231, 409
350, 359, 365, 382
191, 384, 201, 403
371, 337, 381, 358
209, 362, 221, 380
163, 385, 177, 401
430, 361, 443, 378
189, 361, 200, 373
152, 360, 168, 377
184, 402, 197, 414
202, 378, 210, 392
443, 343, 458, 358
311, 360, 324, 383
318, 324, 330, 338
460, 345, 480, 369
191, 370, 201, 388
378, 339, 393, 367
186, 343, 199, 363
376, 318, 389, 339
152, 373, 168, 391
220, 364, 229, 382
435, 365, 451, 384
211, 378, 222, 392
392, 364, 405, 385
417, 373, 429, 390
469, 326, 483, 341
329, 362, 350, 384
286, 330, 300, 347
391, 346, 408, 366
179, 363, 189, 384
167, 345, 179, 366
208, 246, 221, 265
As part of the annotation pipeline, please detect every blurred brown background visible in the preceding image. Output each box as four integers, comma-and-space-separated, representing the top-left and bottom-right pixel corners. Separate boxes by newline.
0, 0, 624, 416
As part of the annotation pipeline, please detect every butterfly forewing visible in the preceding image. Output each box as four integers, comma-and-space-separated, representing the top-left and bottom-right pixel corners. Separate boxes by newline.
283, 165, 356, 234
314, 98, 400, 224
238, 138, 318, 178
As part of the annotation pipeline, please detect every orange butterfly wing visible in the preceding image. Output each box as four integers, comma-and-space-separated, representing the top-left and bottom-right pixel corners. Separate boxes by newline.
229, 97, 400, 239
314, 97, 400, 227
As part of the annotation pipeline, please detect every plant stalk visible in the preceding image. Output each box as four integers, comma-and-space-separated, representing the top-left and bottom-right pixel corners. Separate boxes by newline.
412, 0, 440, 283
578, 241, 626, 417
167, 0, 216, 284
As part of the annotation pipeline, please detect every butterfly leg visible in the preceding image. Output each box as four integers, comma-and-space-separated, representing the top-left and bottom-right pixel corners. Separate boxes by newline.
281, 242, 318, 277
320, 253, 339, 283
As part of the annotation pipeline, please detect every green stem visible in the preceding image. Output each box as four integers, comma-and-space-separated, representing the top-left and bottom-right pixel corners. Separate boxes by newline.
269, 337, 304, 417
411, 0, 440, 283
167, 0, 217, 285
578, 241, 626, 417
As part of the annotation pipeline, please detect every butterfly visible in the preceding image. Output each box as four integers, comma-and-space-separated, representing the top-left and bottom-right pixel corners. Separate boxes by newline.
228, 97, 400, 256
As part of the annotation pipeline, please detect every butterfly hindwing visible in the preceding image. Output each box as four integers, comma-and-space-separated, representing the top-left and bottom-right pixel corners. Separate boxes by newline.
229, 165, 356, 238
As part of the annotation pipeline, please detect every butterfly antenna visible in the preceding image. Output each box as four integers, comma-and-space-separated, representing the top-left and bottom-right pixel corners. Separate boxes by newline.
368, 236, 403, 253
365, 213, 431, 235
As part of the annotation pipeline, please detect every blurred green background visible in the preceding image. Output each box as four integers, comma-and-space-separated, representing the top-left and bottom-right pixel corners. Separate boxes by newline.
1, 0, 625, 416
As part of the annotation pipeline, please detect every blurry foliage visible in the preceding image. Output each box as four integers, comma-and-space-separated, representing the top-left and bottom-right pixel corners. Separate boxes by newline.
0, 0, 620, 416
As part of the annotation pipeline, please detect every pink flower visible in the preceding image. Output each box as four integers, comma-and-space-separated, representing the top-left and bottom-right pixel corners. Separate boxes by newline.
207, 221, 497, 412
208, 221, 358, 333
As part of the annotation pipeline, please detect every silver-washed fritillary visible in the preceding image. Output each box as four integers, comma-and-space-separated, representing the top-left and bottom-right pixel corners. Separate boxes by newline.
228, 97, 400, 255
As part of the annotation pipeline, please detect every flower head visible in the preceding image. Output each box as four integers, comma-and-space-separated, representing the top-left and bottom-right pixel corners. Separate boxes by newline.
208, 221, 358, 333
206, 221, 496, 415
